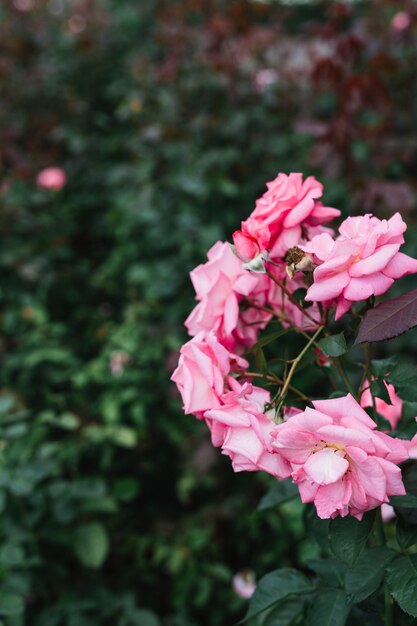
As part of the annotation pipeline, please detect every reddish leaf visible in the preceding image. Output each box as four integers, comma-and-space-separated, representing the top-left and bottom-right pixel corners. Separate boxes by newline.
356, 288, 417, 344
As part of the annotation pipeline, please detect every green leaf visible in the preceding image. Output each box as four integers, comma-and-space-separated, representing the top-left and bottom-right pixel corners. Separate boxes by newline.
257, 480, 299, 511
387, 363, 417, 402
255, 328, 292, 349
0, 592, 24, 616
74, 522, 109, 569
345, 547, 395, 603
243, 569, 314, 622
136, 610, 160, 626
318, 333, 347, 358
328, 511, 375, 566
307, 590, 350, 626
255, 347, 268, 373
260, 597, 305, 626
370, 378, 392, 405
371, 358, 398, 377
386, 554, 417, 617
396, 519, 417, 548
307, 558, 347, 589
390, 494, 417, 508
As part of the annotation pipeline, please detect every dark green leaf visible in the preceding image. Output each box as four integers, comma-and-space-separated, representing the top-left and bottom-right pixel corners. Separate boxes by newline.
386, 554, 417, 617
307, 590, 350, 626
345, 547, 395, 603
371, 358, 398, 377
396, 519, 417, 548
0, 592, 24, 616
318, 333, 347, 358
370, 379, 392, 405
307, 558, 347, 589
74, 522, 109, 569
328, 511, 375, 566
257, 480, 299, 511
136, 610, 160, 626
390, 494, 417, 508
255, 347, 268, 373
255, 328, 293, 349
243, 569, 314, 622
260, 597, 305, 626
387, 364, 417, 402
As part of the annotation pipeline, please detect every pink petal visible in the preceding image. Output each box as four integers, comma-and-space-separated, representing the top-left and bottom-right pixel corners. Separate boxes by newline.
343, 273, 393, 301
282, 195, 315, 227
314, 478, 352, 519
313, 394, 376, 429
314, 254, 352, 280
306, 271, 350, 302
304, 448, 349, 485
383, 252, 417, 279
335, 296, 353, 320
349, 244, 400, 277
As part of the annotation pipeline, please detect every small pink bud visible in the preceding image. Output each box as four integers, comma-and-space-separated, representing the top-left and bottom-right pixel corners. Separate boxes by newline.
232, 570, 256, 599
36, 167, 67, 191
391, 11, 411, 31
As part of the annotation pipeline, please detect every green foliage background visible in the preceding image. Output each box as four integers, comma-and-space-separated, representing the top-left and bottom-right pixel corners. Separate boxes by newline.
0, 0, 416, 624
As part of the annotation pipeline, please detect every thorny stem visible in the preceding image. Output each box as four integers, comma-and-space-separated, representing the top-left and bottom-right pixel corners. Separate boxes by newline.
265, 268, 320, 326
297, 328, 352, 396
331, 357, 357, 399
244, 372, 310, 402
275, 326, 324, 404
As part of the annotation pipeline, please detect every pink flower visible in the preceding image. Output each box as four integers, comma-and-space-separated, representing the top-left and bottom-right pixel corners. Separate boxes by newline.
232, 173, 339, 263
205, 378, 291, 478
304, 213, 417, 319
272, 394, 408, 519
109, 350, 130, 376
36, 167, 67, 191
360, 379, 402, 430
185, 241, 272, 352
232, 570, 256, 599
391, 11, 411, 31
170, 332, 247, 416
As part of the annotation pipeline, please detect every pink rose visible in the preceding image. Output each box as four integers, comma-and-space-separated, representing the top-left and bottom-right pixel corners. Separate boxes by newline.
360, 379, 402, 431
272, 394, 408, 519
205, 378, 291, 478
36, 167, 67, 191
170, 332, 248, 416
185, 241, 271, 352
304, 213, 417, 319
232, 172, 339, 263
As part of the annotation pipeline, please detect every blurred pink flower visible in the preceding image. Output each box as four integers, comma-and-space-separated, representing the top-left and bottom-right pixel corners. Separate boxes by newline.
254, 69, 278, 93
233, 570, 256, 599
110, 351, 129, 377
36, 167, 67, 191
391, 12, 411, 32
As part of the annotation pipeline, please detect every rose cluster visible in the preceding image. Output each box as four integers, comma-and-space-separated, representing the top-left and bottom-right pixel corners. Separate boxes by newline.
172, 171, 417, 519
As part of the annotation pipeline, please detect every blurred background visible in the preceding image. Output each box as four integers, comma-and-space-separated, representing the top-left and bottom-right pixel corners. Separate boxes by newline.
0, 0, 417, 624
